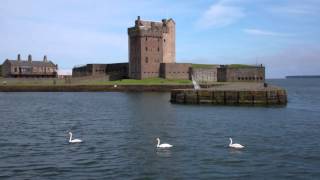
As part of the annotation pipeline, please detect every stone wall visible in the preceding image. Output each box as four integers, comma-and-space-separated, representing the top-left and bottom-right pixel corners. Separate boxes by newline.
106, 63, 129, 80
171, 89, 287, 105
191, 67, 218, 82
2, 55, 57, 78
128, 16, 176, 79
217, 65, 265, 82
72, 64, 107, 77
160, 63, 191, 79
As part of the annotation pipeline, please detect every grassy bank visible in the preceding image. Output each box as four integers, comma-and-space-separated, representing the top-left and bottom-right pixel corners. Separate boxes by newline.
0, 77, 192, 86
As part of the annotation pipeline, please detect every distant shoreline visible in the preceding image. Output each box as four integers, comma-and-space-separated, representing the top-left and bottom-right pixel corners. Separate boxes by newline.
286, 75, 320, 78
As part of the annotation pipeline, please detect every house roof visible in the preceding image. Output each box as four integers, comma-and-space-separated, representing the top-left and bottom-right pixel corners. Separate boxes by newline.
6, 60, 57, 67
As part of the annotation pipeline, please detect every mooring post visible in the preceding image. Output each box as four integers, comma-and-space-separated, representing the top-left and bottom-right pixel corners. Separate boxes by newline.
212, 91, 215, 104
265, 91, 268, 105
252, 94, 255, 105
196, 91, 200, 104
237, 91, 240, 104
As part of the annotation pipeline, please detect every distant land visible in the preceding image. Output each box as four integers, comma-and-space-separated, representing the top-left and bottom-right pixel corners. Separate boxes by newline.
286, 75, 320, 78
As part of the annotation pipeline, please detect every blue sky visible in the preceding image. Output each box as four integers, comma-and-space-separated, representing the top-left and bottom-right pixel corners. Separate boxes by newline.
1, 0, 319, 78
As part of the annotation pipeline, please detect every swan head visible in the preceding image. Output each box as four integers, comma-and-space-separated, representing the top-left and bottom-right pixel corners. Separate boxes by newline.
69, 132, 72, 135
156, 137, 160, 141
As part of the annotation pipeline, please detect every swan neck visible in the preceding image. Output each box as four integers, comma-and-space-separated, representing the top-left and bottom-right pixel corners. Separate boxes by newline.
69, 133, 72, 142
157, 139, 160, 147
229, 138, 232, 145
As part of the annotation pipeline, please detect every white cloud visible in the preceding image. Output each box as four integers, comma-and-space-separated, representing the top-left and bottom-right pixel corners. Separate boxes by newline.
243, 28, 294, 37
196, 0, 245, 28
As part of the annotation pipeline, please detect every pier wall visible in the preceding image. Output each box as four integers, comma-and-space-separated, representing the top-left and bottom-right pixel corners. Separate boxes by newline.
170, 89, 287, 105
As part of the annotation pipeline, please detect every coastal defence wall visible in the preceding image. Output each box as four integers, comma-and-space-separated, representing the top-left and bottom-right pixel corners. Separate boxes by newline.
170, 89, 287, 105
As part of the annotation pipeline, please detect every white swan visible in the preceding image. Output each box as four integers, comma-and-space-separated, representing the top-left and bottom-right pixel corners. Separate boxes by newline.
156, 138, 173, 148
229, 138, 244, 149
69, 132, 83, 143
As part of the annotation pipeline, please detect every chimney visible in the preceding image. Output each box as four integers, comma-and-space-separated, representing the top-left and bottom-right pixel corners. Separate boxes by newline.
135, 16, 141, 27
17, 54, 21, 61
43, 55, 48, 62
28, 54, 32, 62
162, 19, 167, 24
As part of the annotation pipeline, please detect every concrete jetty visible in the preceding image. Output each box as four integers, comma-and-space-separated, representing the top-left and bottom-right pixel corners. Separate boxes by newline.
170, 83, 287, 106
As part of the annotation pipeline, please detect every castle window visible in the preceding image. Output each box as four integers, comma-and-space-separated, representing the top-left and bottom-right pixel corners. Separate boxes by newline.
145, 57, 148, 63
146, 47, 148, 51
164, 39, 166, 43
145, 37, 148, 41
158, 47, 160, 51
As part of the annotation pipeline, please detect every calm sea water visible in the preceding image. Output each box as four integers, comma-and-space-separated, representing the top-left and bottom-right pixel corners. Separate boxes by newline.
0, 79, 319, 179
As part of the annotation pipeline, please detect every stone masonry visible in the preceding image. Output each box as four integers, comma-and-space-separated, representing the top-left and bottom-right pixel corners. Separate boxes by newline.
128, 16, 176, 79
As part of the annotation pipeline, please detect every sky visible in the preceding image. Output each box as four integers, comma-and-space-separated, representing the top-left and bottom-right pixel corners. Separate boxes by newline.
1, 0, 319, 78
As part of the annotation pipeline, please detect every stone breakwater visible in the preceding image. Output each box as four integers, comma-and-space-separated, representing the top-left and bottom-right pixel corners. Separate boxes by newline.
170, 83, 287, 105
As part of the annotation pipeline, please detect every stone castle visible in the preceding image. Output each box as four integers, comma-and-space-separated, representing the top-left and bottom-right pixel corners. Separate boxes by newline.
72, 16, 265, 82
0, 16, 265, 82
128, 16, 176, 79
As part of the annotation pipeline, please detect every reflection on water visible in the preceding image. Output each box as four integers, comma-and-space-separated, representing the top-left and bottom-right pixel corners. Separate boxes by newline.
156, 149, 173, 158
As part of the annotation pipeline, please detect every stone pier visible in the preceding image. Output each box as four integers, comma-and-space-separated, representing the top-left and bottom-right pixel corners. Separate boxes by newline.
170, 83, 287, 106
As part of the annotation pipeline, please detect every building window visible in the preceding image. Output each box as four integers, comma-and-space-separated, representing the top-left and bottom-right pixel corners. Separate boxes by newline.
158, 47, 160, 51
14, 67, 17, 72
164, 39, 166, 43
238, 77, 241, 80
146, 47, 148, 51
145, 57, 148, 63
145, 37, 148, 41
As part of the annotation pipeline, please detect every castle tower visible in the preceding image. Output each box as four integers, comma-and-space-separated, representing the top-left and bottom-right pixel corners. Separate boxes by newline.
127, 16, 176, 79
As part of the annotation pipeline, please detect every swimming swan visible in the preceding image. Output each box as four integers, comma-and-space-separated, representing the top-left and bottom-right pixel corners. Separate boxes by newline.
69, 132, 83, 143
229, 138, 244, 149
156, 138, 173, 148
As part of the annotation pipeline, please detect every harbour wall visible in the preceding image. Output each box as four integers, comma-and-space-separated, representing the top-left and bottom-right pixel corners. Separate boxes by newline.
170, 89, 287, 105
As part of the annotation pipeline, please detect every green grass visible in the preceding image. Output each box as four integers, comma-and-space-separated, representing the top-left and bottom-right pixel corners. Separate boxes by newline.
228, 64, 256, 68
0, 77, 192, 86
191, 64, 217, 69
110, 78, 191, 85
